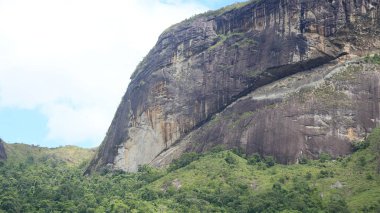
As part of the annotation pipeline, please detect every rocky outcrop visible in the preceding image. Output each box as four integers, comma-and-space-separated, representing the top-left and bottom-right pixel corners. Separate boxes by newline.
152, 58, 380, 166
0, 139, 7, 161
87, 0, 380, 173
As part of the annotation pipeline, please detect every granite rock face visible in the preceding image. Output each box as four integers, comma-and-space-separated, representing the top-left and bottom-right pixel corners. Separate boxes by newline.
87, 0, 380, 173
152, 59, 380, 166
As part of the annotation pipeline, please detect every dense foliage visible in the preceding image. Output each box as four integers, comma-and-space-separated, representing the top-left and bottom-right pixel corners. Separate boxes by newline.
1, 129, 380, 212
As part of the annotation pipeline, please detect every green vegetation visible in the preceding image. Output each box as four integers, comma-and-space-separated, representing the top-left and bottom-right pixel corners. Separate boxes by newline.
183, 0, 257, 24
3, 143, 95, 166
312, 83, 350, 108
364, 53, 380, 64
208, 32, 257, 52
210, 0, 256, 15
292, 63, 367, 109
332, 64, 362, 82
1, 128, 380, 212
208, 32, 244, 50
208, 34, 228, 50
229, 111, 255, 129
292, 63, 371, 106
163, 0, 260, 39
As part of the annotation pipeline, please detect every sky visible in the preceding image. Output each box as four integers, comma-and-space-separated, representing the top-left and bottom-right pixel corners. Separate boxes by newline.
0, 0, 245, 148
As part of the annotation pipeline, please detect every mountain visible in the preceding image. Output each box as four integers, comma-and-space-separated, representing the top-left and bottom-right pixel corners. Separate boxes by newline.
87, 0, 380, 173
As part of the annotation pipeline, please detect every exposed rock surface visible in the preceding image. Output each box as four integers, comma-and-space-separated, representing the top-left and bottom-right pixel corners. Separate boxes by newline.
152, 59, 380, 166
87, 0, 380, 173
0, 139, 7, 161
331, 181, 344, 189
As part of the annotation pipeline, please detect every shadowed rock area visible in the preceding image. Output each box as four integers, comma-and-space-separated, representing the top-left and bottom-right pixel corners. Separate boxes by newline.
87, 0, 380, 173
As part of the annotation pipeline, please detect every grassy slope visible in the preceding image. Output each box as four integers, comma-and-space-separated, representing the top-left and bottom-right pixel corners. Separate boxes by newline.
0, 131, 378, 212
3, 143, 96, 166
145, 130, 380, 212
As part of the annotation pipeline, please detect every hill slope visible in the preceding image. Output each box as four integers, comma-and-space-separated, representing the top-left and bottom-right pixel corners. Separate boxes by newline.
0, 139, 6, 161
2, 142, 96, 167
0, 129, 379, 212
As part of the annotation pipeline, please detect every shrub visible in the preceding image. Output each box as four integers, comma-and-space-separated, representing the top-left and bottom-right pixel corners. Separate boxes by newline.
225, 153, 238, 165
140, 188, 159, 201
278, 177, 286, 184
137, 165, 164, 183
272, 182, 282, 192
361, 203, 380, 212
352, 140, 370, 152
210, 145, 224, 153
317, 170, 334, 178
264, 156, 276, 167
356, 156, 367, 167
247, 154, 275, 167
247, 153, 261, 165
256, 162, 267, 170
0, 195, 21, 213
168, 152, 201, 172
299, 156, 308, 164
364, 53, 380, 64
305, 172, 312, 180
249, 179, 324, 212
366, 173, 374, 180
326, 194, 349, 213
364, 128, 380, 173
319, 153, 332, 163
99, 166, 111, 176
232, 147, 245, 157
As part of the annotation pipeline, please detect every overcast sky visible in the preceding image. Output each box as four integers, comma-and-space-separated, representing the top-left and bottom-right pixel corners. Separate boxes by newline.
0, 0, 244, 148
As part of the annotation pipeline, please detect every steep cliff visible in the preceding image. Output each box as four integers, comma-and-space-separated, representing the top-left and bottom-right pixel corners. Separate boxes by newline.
87, 0, 380, 173
152, 57, 380, 166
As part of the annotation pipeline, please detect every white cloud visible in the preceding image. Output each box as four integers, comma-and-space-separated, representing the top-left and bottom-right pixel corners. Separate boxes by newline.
41, 103, 110, 147
0, 0, 208, 147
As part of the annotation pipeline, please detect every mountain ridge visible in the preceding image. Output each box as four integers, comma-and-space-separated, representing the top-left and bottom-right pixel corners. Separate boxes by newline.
0, 140, 96, 166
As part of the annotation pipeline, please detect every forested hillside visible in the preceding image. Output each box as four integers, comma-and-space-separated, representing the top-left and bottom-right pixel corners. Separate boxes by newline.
0, 129, 379, 212
2, 143, 96, 166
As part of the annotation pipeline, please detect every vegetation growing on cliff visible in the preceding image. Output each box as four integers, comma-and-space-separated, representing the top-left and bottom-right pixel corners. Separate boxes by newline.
183, 0, 256, 22
0, 128, 379, 212
365, 54, 380, 65
162, 0, 258, 35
